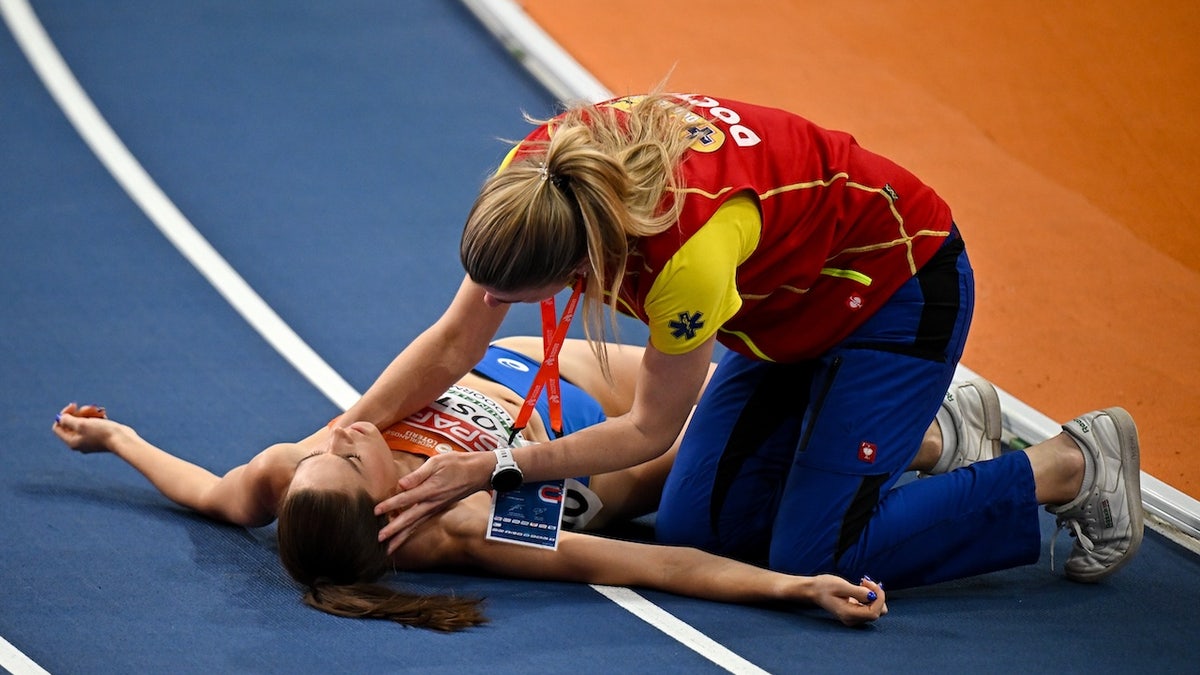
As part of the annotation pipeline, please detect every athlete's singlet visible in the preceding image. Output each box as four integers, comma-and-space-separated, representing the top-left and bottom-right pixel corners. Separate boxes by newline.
512, 94, 954, 362
332, 346, 606, 457
369, 346, 609, 529
379, 384, 517, 457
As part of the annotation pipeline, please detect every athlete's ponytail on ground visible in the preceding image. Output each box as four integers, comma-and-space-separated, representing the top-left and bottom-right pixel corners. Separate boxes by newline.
300, 580, 485, 632
276, 488, 487, 631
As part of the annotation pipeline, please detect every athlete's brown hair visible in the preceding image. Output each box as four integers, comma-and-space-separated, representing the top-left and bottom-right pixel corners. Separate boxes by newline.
276, 488, 486, 631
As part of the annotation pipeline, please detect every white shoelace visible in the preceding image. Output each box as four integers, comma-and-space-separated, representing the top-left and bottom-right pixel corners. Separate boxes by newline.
1050, 518, 1096, 572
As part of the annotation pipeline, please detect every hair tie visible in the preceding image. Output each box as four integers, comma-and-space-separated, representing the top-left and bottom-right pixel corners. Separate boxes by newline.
537, 163, 550, 182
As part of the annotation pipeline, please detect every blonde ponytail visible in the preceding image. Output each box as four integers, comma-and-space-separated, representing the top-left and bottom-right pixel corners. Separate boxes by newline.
461, 92, 701, 374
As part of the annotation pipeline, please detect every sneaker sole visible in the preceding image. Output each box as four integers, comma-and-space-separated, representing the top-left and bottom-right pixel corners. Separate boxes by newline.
1068, 406, 1144, 583
971, 379, 1003, 460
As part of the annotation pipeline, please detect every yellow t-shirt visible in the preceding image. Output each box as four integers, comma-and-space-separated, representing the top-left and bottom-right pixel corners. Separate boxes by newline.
644, 192, 760, 354
496, 144, 762, 356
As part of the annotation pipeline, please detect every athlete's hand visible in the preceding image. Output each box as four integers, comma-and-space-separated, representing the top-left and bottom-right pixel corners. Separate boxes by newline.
810, 575, 887, 627
374, 451, 495, 554
52, 403, 122, 453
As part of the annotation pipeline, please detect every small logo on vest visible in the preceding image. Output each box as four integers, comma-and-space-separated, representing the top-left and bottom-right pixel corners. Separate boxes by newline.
669, 311, 705, 340
496, 357, 530, 372
847, 294, 864, 310
687, 124, 717, 146
858, 441, 878, 464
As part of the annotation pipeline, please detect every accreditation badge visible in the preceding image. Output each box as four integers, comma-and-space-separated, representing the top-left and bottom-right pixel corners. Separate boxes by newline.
486, 479, 566, 549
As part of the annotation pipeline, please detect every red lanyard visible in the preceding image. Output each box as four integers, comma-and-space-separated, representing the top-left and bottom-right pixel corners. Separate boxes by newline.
507, 276, 585, 444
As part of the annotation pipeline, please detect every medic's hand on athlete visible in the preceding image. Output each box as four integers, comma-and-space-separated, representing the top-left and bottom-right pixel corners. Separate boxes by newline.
374, 450, 494, 553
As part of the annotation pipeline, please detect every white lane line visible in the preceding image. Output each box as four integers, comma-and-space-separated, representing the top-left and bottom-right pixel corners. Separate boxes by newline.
592, 586, 770, 675
459, 0, 609, 104
0, 0, 359, 413
0, 636, 50, 675
2, 1, 355, 672
3, 1, 758, 674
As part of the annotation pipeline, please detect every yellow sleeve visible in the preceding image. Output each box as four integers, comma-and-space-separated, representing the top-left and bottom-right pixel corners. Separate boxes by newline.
644, 192, 761, 354
496, 144, 520, 173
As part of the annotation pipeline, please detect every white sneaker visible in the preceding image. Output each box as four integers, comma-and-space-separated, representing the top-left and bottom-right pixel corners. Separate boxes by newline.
921, 378, 1002, 477
1046, 407, 1144, 583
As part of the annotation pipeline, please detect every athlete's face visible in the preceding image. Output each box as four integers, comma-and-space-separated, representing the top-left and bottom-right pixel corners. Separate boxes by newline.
290, 422, 399, 500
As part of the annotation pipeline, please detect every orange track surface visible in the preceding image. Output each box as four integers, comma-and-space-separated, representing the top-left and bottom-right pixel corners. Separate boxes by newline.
520, 0, 1200, 497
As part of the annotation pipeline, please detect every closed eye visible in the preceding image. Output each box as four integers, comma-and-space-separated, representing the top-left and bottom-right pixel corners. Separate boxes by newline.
297, 451, 362, 469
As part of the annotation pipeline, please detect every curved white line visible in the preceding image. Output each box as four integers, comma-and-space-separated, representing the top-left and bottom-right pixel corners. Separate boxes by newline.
2, 1, 755, 674
460, 0, 609, 104
0, 636, 50, 675
2, 0, 362, 671
0, 0, 360, 413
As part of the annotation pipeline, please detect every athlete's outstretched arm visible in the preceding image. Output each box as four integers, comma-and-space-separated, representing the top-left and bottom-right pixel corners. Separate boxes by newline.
51, 403, 277, 527
410, 495, 887, 628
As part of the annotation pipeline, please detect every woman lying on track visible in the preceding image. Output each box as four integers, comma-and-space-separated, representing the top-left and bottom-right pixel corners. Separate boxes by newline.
51, 336, 886, 631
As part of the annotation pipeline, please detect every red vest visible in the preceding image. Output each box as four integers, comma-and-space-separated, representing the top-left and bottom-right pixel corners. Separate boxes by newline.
515, 95, 953, 361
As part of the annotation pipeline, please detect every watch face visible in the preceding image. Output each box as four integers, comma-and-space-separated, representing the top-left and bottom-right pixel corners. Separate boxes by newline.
491, 467, 523, 492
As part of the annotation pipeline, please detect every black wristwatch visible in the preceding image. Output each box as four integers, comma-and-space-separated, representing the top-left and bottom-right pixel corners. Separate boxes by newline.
490, 447, 524, 492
